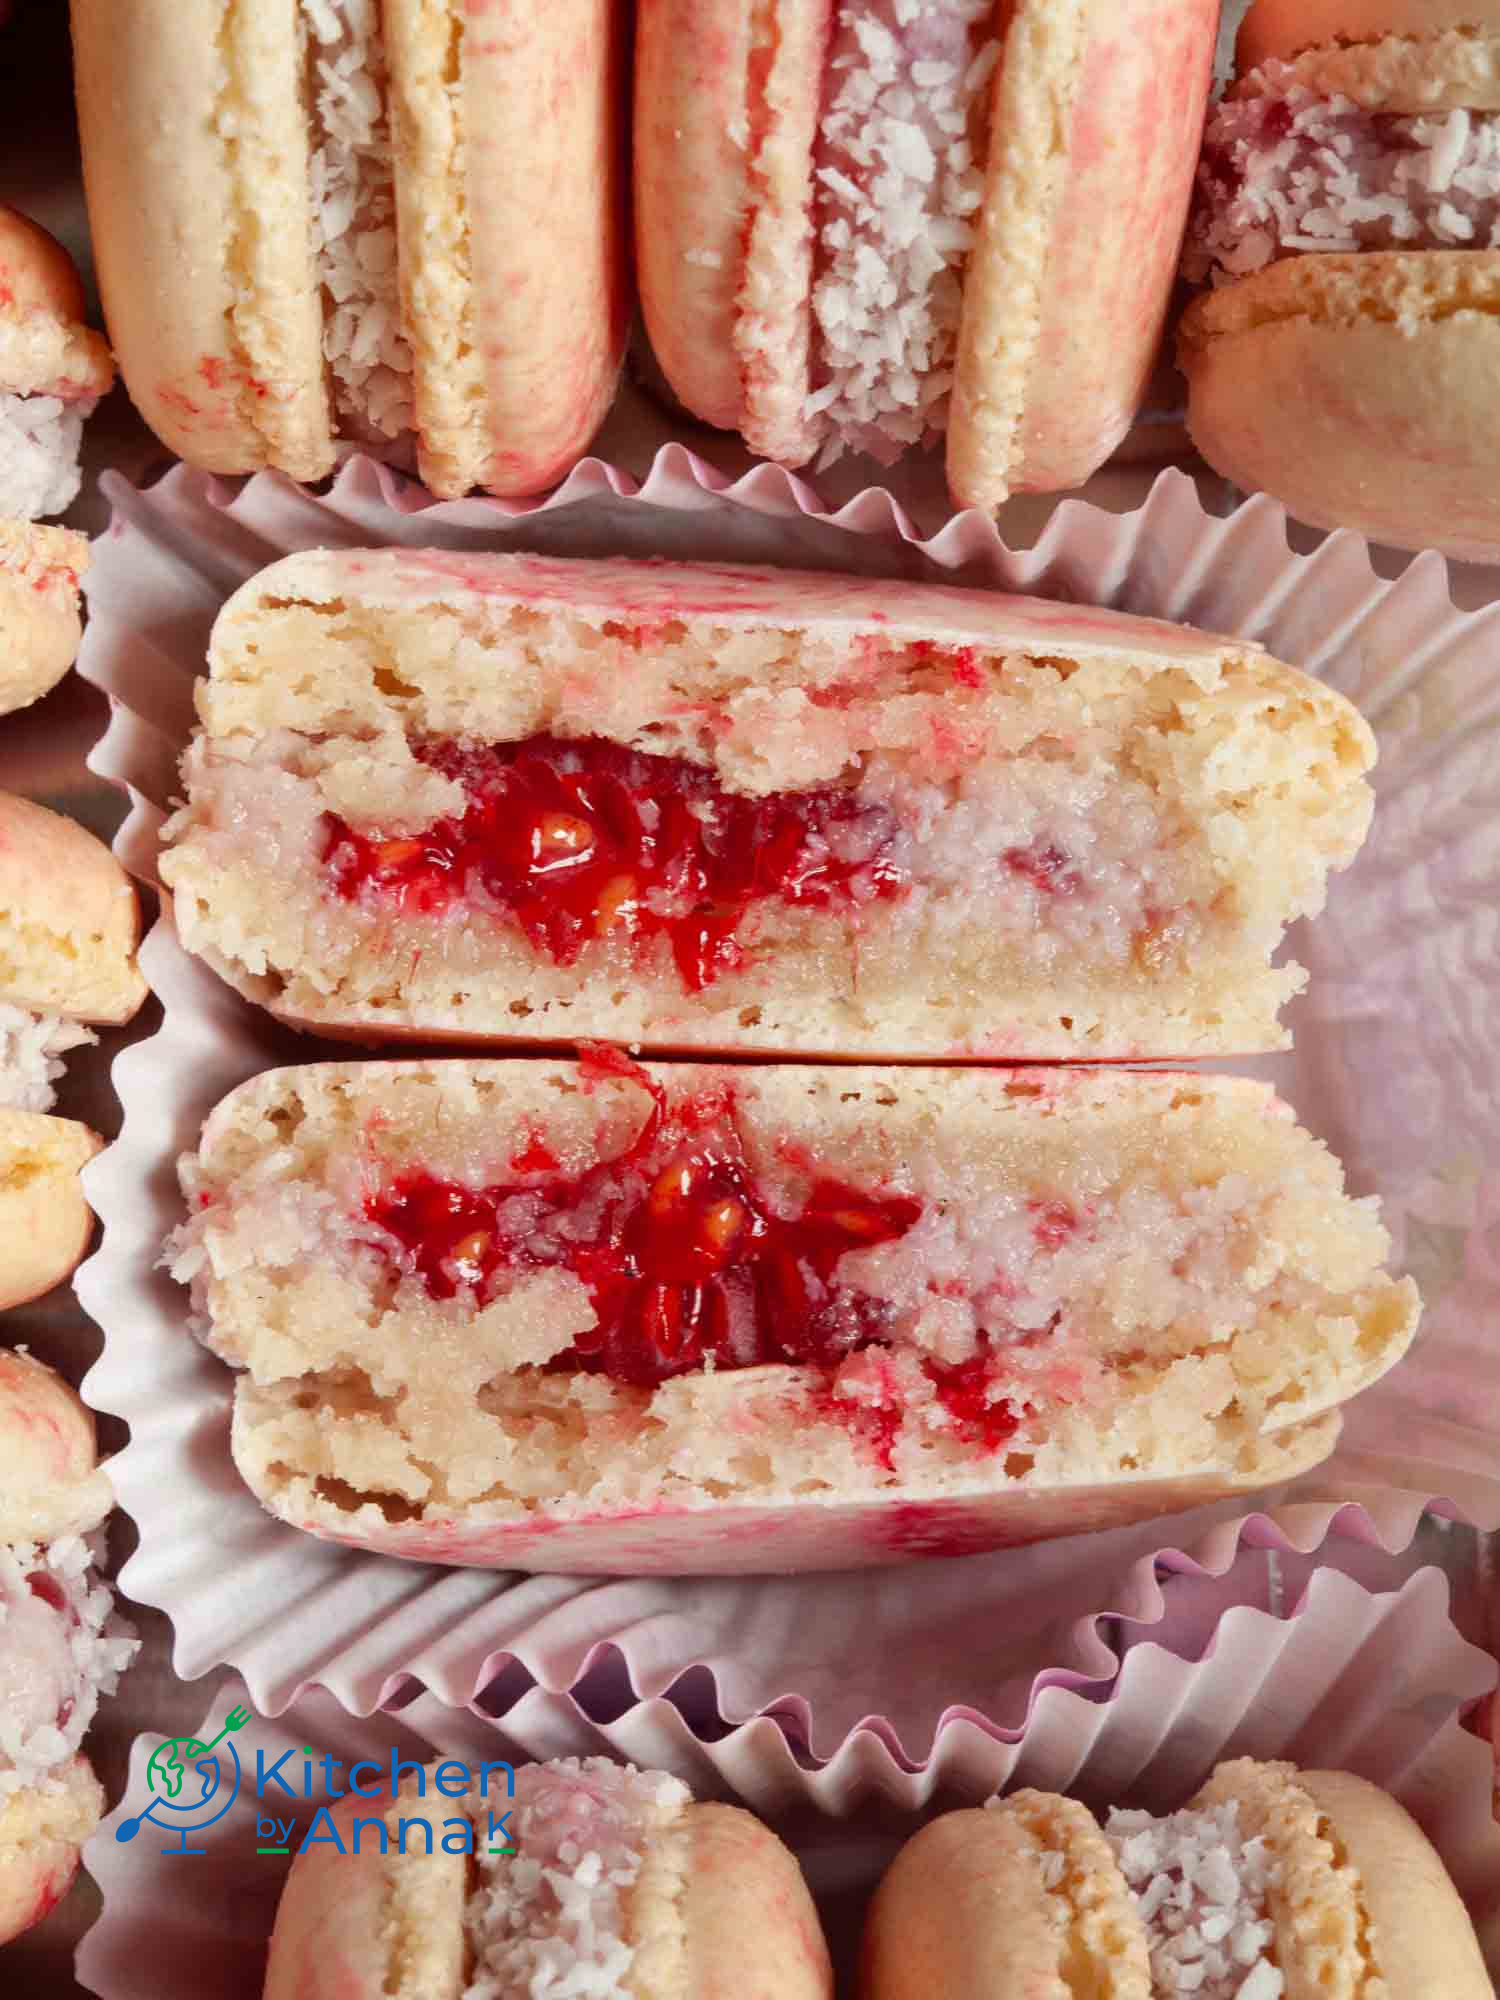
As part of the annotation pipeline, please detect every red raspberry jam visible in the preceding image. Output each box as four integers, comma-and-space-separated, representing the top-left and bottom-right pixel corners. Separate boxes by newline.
322, 735, 907, 992
26, 1570, 68, 1613
926, 1352, 1023, 1452
365, 1132, 922, 1390
362, 1081, 1034, 1458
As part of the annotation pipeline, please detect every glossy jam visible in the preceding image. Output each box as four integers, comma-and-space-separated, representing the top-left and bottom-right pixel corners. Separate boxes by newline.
323, 735, 908, 991
26, 1570, 67, 1613
362, 1077, 1037, 1458
366, 1138, 922, 1390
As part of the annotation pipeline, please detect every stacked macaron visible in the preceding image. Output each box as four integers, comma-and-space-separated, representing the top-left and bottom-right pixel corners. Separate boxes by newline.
636, 0, 1218, 506
256, 1753, 1487, 1996
1180, 0, 1500, 557
0, 1350, 137, 1947
862, 1758, 1494, 1997
261, 1755, 832, 1999
68, 0, 627, 499
0, 795, 146, 1310
0, 206, 111, 718
157, 549, 1416, 1571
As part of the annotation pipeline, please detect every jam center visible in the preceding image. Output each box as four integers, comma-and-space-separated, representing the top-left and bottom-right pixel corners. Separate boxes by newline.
361, 1071, 1034, 1462
366, 1133, 922, 1390
322, 734, 908, 991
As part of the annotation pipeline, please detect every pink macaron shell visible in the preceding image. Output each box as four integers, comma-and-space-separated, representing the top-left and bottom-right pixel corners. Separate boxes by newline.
259, 1792, 395, 2000
1237, 0, 1484, 72
464, 0, 630, 497
258, 1453, 1333, 1576
0, 1351, 107, 1546
635, 0, 761, 434
992, 0, 1216, 498
0, 1816, 84, 1950
312, 543, 1257, 664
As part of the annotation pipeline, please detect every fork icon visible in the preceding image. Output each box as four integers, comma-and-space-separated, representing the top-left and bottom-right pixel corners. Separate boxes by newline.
196, 1704, 252, 1756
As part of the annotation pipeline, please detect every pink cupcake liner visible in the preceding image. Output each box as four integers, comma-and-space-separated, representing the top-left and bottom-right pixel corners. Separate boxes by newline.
75, 1564, 1500, 1999
73, 447, 1500, 1741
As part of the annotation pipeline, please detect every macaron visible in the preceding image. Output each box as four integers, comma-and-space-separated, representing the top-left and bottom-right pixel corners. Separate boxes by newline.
1180, 0, 1500, 557
861, 1757, 1493, 1997
69, 0, 628, 498
635, 0, 1217, 508
0, 205, 112, 717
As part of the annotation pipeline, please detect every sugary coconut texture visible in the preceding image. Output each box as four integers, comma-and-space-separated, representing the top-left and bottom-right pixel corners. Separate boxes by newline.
171, 1060, 1418, 1572
158, 548, 1375, 1062
70, 0, 625, 497
635, 0, 1216, 507
260, 1757, 833, 2000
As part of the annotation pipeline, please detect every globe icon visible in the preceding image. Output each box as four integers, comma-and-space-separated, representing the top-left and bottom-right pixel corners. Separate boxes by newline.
146, 1737, 224, 1812
119, 1706, 250, 1854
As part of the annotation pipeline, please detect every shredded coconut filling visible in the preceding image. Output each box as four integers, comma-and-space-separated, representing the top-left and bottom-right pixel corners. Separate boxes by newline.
461, 1758, 689, 2000
0, 1535, 139, 1798
166, 733, 1224, 1002
0, 1005, 95, 1114
1186, 77, 1500, 284
301, 0, 415, 438
1105, 1799, 1284, 1999
806, 0, 996, 462
0, 390, 92, 521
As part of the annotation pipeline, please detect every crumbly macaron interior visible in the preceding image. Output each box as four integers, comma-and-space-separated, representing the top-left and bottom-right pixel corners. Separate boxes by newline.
159, 592, 1375, 1058
172, 1064, 1416, 1530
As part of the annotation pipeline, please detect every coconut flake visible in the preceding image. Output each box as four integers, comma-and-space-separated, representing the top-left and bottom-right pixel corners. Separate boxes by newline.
301, 0, 415, 439
0, 391, 92, 521
0, 1005, 95, 1113
1105, 1799, 1283, 1999
1185, 78, 1500, 284
0, 1534, 138, 1797
806, 0, 994, 464
462, 1758, 690, 2000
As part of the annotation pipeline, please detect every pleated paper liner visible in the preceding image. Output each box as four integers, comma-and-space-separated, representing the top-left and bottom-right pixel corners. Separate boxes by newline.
74, 448, 1500, 1733
75, 1566, 1500, 1999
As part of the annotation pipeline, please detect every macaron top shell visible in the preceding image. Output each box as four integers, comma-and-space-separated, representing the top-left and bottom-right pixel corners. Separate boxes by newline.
861, 1798, 1151, 1999
0, 792, 147, 1024
950, 0, 1217, 506
0, 210, 88, 326
1240, 0, 1499, 71
0, 1350, 109, 1546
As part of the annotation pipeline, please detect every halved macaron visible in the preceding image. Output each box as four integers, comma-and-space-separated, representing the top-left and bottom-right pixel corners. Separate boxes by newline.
172, 1058, 1417, 1572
